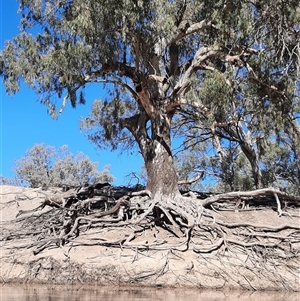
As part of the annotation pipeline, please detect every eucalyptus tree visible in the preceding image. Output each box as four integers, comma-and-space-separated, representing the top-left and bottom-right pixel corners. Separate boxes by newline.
1, 144, 113, 188
1, 0, 299, 199
175, 74, 300, 191
172, 1, 300, 191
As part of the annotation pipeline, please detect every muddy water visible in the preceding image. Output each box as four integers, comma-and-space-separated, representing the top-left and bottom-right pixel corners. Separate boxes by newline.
0, 285, 299, 301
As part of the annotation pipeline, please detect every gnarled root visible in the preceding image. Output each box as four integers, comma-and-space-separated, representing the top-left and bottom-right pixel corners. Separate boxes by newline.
1, 185, 299, 289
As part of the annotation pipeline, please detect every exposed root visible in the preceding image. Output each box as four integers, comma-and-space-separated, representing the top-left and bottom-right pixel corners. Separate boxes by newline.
1, 185, 299, 289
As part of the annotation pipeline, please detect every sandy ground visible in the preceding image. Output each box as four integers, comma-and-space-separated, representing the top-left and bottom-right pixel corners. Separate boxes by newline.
1, 185, 299, 291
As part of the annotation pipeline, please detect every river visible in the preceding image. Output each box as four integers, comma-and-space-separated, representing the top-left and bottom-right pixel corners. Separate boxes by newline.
0, 285, 299, 301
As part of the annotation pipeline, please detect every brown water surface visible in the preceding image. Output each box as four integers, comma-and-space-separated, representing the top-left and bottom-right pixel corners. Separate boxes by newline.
0, 285, 299, 301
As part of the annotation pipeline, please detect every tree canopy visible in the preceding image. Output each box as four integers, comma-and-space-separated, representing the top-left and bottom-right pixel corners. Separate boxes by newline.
1, 0, 299, 197
0, 144, 113, 188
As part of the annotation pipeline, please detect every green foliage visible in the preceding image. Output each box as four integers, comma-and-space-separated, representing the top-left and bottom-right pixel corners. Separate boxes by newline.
172, 1, 300, 193
1, 144, 114, 188
1, 0, 158, 110
260, 138, 300, 195
80, 91, 137, 150
1, 0, 299, 194
200, 72, 233, 122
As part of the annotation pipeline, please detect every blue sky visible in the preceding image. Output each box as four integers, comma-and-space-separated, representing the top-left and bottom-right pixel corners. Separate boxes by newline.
0, 1, 143, 185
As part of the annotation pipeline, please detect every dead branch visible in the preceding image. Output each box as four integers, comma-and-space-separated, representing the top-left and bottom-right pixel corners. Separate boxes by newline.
200, 187, 300, 209
178, 171, 204, 185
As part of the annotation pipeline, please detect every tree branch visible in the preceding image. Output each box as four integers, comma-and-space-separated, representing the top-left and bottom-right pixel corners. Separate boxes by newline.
200, 187, 300, 208
172, 47, 218, 97
166, 97, 212, 115
84, 62, 136, 81
178, 171, 204, 185
168, 20, 215, 45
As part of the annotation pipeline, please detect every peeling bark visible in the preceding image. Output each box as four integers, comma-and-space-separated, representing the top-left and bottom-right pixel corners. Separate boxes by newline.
145, 141, 179, 199
122, 109, 179, 199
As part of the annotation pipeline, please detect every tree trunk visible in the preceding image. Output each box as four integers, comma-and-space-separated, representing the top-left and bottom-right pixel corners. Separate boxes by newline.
240, 144, 264, 189
223, 126, 264, 189
144, 140, 179, 199
123, 111, 180, 199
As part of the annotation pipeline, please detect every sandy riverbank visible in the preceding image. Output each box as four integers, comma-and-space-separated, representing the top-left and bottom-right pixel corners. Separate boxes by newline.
1, 185, 299, 291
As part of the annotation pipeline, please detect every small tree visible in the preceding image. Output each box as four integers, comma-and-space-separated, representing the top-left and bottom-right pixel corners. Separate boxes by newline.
2, 144, 114, 188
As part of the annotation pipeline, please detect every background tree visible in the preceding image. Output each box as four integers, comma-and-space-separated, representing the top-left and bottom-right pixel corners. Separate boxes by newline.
1, 144, 113, 188
174, 66, 300, 194
171, 1, 300, 193
1, 0, 299, 198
